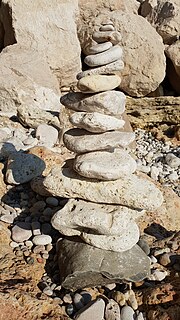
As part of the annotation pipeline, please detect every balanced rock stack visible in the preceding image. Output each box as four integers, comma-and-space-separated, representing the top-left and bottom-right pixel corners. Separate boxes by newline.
31, 22, 164, 290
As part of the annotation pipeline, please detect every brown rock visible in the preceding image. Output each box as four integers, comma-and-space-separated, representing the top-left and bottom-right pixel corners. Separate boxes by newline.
0, 0, 81, 88
78, 11, 166, 97
140, 0, 180, 44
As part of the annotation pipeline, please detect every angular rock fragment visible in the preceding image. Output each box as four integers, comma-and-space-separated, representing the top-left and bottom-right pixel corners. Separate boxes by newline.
56, 239, 151, 290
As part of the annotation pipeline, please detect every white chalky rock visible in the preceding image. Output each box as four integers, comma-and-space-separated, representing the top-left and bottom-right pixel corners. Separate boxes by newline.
51, 198, 144, 236
92, 31, 122, 45
60, 91, 126, 116
77, 60, 124, 79
69, 112, 125, 133
36, 124, 59, 148
85, 41, 113, 55
75, 298, 105, 320
84, 45, 123, 67
77, 75, 121, 93
81, 221, 140, 252
31, 166, 164, 210
32, 235, 52, 246
63, 129, 135, 153
73, 150, 137, 180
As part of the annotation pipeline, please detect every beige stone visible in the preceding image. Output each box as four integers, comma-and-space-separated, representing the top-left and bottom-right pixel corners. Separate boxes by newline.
140, 0, 180, 44
63, 129, 135, 153
166, 41, 180, 77
0, 0, 81, 87
78, 12, 166, 97
31, 166, 164, 210
0, 45, 61, 115
77, 75, 121, 93
84, 45, 123, 67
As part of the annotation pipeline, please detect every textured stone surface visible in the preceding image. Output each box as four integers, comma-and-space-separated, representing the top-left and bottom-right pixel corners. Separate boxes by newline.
105, 299, 121, 320
51, 198, 144, 236
166, 41, 180, 77
140, 0, 180, 44
81, 221, 139, 252
77, 60, 124, 79
78, 12, 166, 97
73, 149, 137, 180
63, 129, 135, 153
35, 124, 59, 148
0, 0, 81, 87
75, 298, 105, 320
60, 91, 126, 116
31, 166, 164, 210
77, 75, 121, 93
57, 239, 150, 290
0, 45, 61, 115
69, 112, 125, 133
6, 152, 45, 184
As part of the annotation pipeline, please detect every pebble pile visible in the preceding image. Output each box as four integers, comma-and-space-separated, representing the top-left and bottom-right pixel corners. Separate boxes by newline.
42, 21, 165, 288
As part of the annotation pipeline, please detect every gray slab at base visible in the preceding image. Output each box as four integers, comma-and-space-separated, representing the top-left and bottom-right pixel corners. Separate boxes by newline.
57, 239, 150, 290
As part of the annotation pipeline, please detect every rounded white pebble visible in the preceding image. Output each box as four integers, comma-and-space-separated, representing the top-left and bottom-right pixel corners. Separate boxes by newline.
32, 235, 52, 246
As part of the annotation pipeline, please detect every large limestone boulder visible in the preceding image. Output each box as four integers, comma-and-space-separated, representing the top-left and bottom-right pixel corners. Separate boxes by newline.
140, 0, 180, 44
0, 45, 61, 115
78, 11, 166, 97
0, 0, 81, 88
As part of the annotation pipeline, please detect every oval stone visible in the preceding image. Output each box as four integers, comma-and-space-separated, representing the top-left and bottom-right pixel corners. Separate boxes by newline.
32, 235, 52, 246
84, 45, 123, 67
77, 75, 121, 93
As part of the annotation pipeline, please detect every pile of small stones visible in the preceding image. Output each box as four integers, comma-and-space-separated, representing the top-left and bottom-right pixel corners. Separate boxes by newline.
135, 129, 180, 196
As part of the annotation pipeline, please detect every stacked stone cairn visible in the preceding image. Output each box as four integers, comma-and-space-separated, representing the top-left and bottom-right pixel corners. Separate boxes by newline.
32, 21, 164, 290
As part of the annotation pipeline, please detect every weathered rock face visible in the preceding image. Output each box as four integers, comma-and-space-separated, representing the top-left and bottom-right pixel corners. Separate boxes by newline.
78, 11, 166, 97
31, 166, 163, 210
0, 45, 61, 115
0, 0, 81, 88
166, 41, 180, 77
56, 239, 150, 290
140, 0, 180, 44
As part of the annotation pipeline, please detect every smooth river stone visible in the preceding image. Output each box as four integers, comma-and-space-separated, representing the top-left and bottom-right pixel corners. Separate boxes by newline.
77, 75, 121, 93
85, 41, 113, 55
77, 60, 124, 79
63, 129, 135, 153
51, 198, 144, 236
31, 166, 164, 210
84, 45, 123, 67
92, 31, 122, 45
100, 24, 115, 31
60, 91, 126, 116
74, 150, 137, 180
57, 239, 151, 290
81, 220, 140, 252
69, 112, 125, 133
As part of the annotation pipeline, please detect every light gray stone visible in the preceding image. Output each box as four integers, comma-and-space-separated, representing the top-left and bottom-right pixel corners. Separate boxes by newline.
85, 41, 113, 55
0, 213, 16, 224
69, 112, 125, 133
165, 153, 180, 168
92, 31, 122, 44
60, 91, 126, 116
11, 222, 32, 242
100, 24, 115, 31
77, 60, 124, 79
32, 234, 52, 246
121, 306, 135, 320
31, 166, 164, 210
5, 152, 45, 184
63, 129, 135, 153
51, 198, 144, 237
73, 149, 137, 180
105, 299, 120, 320
77, 75, 121, 93
36, 124, 59, 148
75, 298, 105, 320
81, 221, 139, 252
84, 45, 123, 67
56, 239, 151, 290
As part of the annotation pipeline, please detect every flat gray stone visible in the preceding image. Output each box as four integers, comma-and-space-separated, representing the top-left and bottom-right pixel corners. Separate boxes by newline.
57, 239, 151, 290
92, 31, 122, 45
77, 60, 124, 79
85, 41, 113, 55
5, 152, 45, 184
51, 198, 144, 237
73, 150, 137, 180
31, 166, 164, 211
69, 112, 125, 133
81, 221, 140, 252
11, 222, 32, 243
75, 298, 105, 320
84, 45, 123, 67
63, 129, 135, 153
77, 75, 121, 93
60, 91, 126, 116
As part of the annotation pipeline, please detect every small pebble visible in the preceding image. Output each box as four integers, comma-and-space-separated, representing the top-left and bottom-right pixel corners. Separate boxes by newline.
80, 291, 92, 305
66, 304, 74, 316
73, 293, 85, 310
41, 223, 52, 235
148, 269, 168, 281
112, 291, 126, 306
10, 241, 19, 248
105, 283, 116, 291
63, 293, 73, 304
0, 213, 16, 224
26, 256, 34, 265
137, 239, 150, 255
46, 243, 53, 252
153, 248, 170, 256
25, 240, 33, 248
53, 297, 63, 305
43, 286, 53, 296
33, 245, 45, 254
46, 197, 59, 207
42, 253, 49, 260
32, 235, 52, 246
31, 221, 41, 235
37, 257, 44, 263
121, 306, 135, 320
